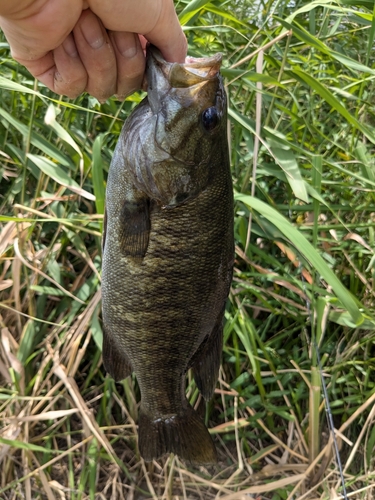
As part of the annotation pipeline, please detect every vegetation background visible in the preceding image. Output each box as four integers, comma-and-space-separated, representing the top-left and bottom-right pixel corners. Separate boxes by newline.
1, 0, 375, 498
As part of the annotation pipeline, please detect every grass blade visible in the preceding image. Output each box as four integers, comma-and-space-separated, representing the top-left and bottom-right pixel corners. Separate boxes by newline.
27, 154, 95, 201
236, 193, 363, 325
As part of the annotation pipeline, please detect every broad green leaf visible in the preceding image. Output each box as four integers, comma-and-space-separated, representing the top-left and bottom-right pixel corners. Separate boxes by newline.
91, 311, 103, 351
278, 18, 375, 76
0, 76, 43, 95
244, 73, 285, 87
228, 106, 256, 133
325, 158, 375, 188
44, 104, 82, 159
92, 133, 107, 216
27, 154, 95, 201
354, 144, 375, 182
229, 108, 307, 156
17, 321, 36, 365
179, 0, 212, 16
205, 6, 249, 26
329, 311, 375, 329
234, 323, 258, 375
341, 0, 375, 6
269, 147, 309, 203
228, 108, 308, 201
183, 24, 250, 40
179, 0, 212, 24
30, 285, 67, 296
264, 126, 307, 155
284, 0, 374, 23
0, 436, 59, 454
291, 69, 375, 144
235, 194, 363, 326
0, 107, 72, 167
222, 69, 284, 88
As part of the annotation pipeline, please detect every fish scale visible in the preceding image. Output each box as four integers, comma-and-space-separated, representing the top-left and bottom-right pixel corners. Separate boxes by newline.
102, 45, 234, 464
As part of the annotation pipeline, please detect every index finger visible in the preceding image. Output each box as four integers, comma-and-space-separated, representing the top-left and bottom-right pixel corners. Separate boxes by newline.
142, 0, 187, 63
88, 0, 187, 63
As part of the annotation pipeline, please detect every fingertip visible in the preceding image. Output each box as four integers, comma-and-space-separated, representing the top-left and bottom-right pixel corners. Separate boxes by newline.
160, 32, 187, 64
144, 0, 187, 64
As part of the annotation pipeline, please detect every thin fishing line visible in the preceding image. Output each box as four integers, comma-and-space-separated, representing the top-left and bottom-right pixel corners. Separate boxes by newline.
313, 337, 348, 500
302, 275, 348, 500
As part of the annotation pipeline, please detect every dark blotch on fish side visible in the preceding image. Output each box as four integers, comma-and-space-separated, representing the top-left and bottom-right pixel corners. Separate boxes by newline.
101, 45, 234, 465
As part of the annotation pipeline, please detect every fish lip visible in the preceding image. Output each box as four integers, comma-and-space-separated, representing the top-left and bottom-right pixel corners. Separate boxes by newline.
182, 53, 223, 78
143, 45, 223, 90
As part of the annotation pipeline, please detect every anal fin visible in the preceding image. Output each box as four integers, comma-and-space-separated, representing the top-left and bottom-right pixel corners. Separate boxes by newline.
102, 325, 132, 381
191, 314, 223, 401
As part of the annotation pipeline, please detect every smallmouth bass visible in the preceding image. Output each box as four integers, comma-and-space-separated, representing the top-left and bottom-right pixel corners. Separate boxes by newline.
101, 45, 234, 464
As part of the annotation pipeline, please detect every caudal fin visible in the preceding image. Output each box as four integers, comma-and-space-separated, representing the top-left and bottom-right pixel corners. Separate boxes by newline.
138, 405, 217, 464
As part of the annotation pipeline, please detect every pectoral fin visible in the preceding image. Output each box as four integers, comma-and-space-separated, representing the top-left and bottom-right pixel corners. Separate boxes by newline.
118, 196, 150, 262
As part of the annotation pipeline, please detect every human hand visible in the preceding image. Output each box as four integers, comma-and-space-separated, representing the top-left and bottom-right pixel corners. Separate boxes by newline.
0, 0, 187, 100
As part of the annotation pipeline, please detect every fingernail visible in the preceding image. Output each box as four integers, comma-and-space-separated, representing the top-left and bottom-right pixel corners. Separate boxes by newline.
81, 14, 104, 49
114, 32, 138, 58
63, 35, 78, 57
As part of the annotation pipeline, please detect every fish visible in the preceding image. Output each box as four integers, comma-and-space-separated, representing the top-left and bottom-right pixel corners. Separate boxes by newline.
101, 45, 234, 464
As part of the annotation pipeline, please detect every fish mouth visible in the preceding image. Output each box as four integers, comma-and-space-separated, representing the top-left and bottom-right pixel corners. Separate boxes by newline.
157, 50, 222, 87
144, 45, 222, 92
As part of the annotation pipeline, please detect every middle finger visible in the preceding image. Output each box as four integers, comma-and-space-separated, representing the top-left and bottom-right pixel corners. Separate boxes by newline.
73, 9, 117, 101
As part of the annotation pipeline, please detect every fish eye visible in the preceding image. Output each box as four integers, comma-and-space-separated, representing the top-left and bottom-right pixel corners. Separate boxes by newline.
201, 107, 219, 132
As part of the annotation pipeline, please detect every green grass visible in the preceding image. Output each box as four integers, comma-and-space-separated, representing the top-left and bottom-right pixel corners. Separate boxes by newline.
1, 0, 375, 498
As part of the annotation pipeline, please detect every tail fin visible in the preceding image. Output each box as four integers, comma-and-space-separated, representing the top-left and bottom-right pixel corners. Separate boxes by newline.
138, 405, 217, 464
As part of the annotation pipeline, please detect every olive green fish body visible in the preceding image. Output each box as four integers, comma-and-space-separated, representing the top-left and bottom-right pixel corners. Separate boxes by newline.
102, 46, 233, 464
